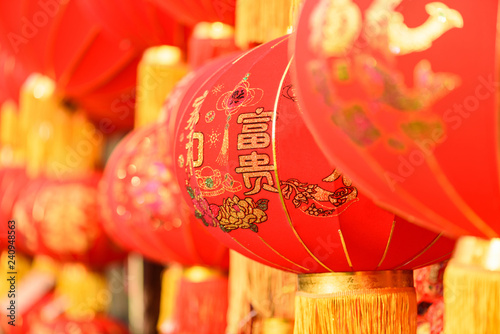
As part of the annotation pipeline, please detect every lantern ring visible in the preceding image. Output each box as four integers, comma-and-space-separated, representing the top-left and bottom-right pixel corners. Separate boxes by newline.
297, 270, 414, 294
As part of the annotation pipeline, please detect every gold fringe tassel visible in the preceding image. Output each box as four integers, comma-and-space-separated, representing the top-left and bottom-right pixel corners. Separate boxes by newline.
235, 0, 302, 49
294, 271, 416, 334
227, 251, 296, 334
55, 263, 109, 321
227, 251, 252, 334
157, 264, 183, 333
444, 236, 500, 334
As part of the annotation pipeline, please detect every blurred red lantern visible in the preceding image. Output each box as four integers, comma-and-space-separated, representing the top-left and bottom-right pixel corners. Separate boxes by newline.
292, 1, 500, 332
30, 314, 129, 334
147, 0, 235, 27
76, 0, 187, 52
0, 52, 28, 107
188, 22, 239, 70
100, 56, 234, 334
0, 1, 144, 130
173, 35, 455, 333
0, 168, 30, 249
14, 174, 125, 268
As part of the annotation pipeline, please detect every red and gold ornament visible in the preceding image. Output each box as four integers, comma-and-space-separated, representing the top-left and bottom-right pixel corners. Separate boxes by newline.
292, 0, 500, 332
173, 35, 456, 333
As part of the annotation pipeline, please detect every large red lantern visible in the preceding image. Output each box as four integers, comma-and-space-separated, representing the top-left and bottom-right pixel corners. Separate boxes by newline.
292, 0, 500, 332
100, 57, 233, 334
14, 174, 125, 268
173, 35, 455, 333
0, 0, 143, 130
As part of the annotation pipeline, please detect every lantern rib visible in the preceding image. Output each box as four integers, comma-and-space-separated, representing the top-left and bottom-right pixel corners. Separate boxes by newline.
394, 233, 442, 270
337, 229, 354, 270
257, 236, 311, 271
425, 155, 498, 238
271, 57, 334, 273
231, 238, 301, 274
329, 138, 466, 238
375, 220, 396, 269
412, 251, 453, 269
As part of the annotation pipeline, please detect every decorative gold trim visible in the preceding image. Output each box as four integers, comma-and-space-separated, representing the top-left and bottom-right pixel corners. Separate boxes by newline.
425, 155, 498, 238
376, 220, 396, 269
416, 251, 453, 269
451, 236, 500, 271
232, 238, 302, 274
258, 236, 310, 271
297, 270, 414, 295
271, 35, 292, 49
395, 233, 442, 269
338, 229, 353, 269
272, 57, 333, 273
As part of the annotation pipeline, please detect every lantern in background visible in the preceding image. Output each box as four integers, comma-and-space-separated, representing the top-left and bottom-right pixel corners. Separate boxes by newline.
188, 22, 238, 70
77, 0, 186, 51
292, 0, 500, 332
173, 35, 455, 333
14, 174, 125, 268
147, 0, 236, 27
0, 52, 28, 108
0, 0, 144, 130
235, 0, 300, 49
100, 55, 236, 334
226, 250, 297, 334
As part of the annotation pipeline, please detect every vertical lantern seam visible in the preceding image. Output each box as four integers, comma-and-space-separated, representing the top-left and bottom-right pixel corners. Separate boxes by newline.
271, 56, 334, 273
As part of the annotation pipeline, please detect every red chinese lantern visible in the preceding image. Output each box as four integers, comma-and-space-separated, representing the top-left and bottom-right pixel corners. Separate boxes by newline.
147, 0, 236, 27
100, 57, 233, 334
101, 124, 229, 334
76, 0, 187, 52
173, 35, 455, 333
0, 52, 28, 107
0, 0, 143, 130
0, 168, 30, 249
292, 0, 500, 332
188, 22, 239, 70
14, 174, 125, 268
31, 314, 129, 334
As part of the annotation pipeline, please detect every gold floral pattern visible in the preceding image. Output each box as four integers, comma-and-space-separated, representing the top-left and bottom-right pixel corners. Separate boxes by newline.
216, 196, 268, 233
280, 170, 358, 217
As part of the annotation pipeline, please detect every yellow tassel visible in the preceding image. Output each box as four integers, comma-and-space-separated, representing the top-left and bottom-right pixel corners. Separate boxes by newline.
294, 271, 416, 334
157, 264, 183, 333
0, 101, 20, 166
135, 46, 188, 129
55, 263, 109, 321
227, 251, 253, 334
19, 74, 58, 178
235, 0, 302, 48
227, 251, 296, 334
444, 236, 500, 334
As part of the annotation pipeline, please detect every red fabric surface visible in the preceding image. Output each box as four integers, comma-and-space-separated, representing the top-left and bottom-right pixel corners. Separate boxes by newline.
293, 0, 500, 239
99, 57, 235, 269
173, 35, 455, 274
148, 0, 236, 27
14, 174, 125, 268
0, 0, 144, 130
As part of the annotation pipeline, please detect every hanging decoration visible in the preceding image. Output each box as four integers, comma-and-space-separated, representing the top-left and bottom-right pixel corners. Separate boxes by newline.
173, 35, 456, 334
292, 1, 500, 332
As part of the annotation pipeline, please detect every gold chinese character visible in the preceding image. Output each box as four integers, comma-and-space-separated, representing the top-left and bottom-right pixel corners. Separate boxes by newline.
235, 152, 278, 195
